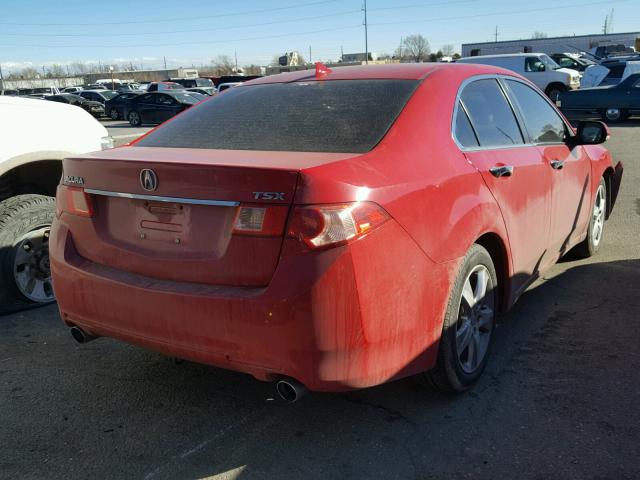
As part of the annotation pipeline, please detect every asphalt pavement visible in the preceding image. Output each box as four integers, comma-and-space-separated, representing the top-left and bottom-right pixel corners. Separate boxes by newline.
102, 119, 153, 146
1, 123, 639, 479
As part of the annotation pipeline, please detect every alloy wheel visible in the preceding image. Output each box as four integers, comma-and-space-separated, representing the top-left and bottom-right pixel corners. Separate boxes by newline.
456, 265, 494, 374
12, 226, 55, 303
591, 183, 606, 247
605, 108, 621, 121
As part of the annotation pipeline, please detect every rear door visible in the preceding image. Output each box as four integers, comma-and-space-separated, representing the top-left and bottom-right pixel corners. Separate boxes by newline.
136, 93, 158, 123
503, 78, 591, 256
155, 94, 180, 123
455, 78, 553, 294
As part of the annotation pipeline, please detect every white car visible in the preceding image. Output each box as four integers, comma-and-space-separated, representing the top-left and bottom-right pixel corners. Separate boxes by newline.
0, 96, 113, 313
457, 53, 581, 101
217, 82, 243, 93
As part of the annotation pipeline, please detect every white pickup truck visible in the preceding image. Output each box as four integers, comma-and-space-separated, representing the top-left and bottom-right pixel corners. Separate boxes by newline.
0, 96, 112, 314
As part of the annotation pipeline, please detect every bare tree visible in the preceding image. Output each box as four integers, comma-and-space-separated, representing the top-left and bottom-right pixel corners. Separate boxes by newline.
532, 31, 548, 39
402, 34, 430, 62
441, 44, 455, 56
243, 64, 262, 75
210, 55, 235, 75
19, 67, 40, 79
47, 64, 66, 78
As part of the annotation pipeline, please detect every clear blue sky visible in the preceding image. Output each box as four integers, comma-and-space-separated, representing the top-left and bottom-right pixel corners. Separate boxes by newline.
1, 0, 638, 73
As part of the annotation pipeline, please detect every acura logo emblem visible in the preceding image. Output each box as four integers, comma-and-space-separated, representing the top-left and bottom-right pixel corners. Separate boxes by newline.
140, 169, 158, 191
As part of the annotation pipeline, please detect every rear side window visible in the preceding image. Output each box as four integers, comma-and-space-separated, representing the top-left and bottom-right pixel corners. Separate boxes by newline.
454, 102, 479, 148
460, 79, 523, 147
137, 80, 418, 153
505, 80, 566, 144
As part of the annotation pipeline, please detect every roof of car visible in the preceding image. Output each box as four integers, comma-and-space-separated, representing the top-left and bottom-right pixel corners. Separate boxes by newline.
459, 53, 546, 60
246, 63, 518, 85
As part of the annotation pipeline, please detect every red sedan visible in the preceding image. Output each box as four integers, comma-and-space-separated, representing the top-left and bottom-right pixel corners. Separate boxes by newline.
50, 63, 623, 400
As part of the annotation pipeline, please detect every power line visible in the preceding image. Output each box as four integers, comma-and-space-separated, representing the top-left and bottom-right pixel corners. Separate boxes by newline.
369, 0, 633, 27
0, 0, 343, 26
368, 0, 478, 12
0, 9, 361, 37
0, 25, 362, 49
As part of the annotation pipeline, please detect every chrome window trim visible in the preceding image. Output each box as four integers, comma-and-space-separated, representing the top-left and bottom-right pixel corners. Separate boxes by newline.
84, 188, 240, 207
451, 73, 574, 152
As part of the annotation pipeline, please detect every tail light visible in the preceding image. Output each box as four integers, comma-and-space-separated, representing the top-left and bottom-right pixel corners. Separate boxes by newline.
232, 204, 289, 237
287, 202, 389, 249
56, 185, 94, 218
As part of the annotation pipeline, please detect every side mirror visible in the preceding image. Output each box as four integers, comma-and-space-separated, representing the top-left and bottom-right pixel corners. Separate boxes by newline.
576, 120, 610, 145
537, 63, 546, 72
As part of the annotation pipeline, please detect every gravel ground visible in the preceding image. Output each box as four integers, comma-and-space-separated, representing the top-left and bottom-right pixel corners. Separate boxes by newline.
1, 123, 639, 480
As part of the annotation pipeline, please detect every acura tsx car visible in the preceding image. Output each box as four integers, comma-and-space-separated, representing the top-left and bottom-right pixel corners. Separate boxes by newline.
50, 63, 623, 400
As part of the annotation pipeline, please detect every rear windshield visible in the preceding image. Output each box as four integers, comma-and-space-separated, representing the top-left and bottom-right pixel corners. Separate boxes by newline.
137, 79, 418, 153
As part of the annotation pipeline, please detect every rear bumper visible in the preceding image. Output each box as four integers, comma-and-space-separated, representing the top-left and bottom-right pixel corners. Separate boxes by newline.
51, 218, 455, 392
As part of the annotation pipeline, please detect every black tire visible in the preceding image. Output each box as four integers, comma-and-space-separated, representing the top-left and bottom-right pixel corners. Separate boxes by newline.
601, 108, 627, 124
128, 110, 141, 127
574, 177, 607, 258
425, 244, 498, 392
545, 84, 566, 102
109, 108, 120, 120
0, 195, 56, 315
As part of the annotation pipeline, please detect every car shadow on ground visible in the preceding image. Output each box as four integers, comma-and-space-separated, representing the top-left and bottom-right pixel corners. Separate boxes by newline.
2, 258, 639, 479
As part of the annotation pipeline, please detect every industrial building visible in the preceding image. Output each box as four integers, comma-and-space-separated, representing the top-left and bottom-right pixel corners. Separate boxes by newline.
461, 31, 640, 57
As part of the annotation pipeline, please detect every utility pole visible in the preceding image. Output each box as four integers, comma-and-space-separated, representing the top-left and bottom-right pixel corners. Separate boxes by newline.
0, 63, 4, 91
340, 45, 344, 62
309, 45, 312, 64
234, 51, 238, 72
494, 25, 498, 42
363, 0, 369, 64
163, 56, 167, 69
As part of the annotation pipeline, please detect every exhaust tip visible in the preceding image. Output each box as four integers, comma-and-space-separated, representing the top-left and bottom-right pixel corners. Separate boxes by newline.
70, 326, 97, 344
276, 378, 308, 403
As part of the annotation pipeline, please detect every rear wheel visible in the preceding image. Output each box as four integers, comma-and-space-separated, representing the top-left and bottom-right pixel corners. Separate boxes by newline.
0, 195, 56, 315
109, 108, 119, 120
128, 110, 141, 126
425, 244, 498, 392
602, 108, 627, 123
574, 177, 607, 258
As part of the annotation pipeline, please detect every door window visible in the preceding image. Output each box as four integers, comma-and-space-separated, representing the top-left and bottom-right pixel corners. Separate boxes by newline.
505, 80, 566, 144
525, 57, 545, 72
459, 79, 524, 148
157, 94, 175, 105
138, 94, 156, 104
454, 102, 479, 148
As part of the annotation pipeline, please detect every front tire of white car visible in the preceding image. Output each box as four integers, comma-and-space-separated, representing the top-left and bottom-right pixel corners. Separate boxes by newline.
0, 195, 56, 315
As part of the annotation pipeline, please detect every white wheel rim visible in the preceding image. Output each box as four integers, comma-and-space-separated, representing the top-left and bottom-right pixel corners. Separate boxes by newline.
591, 184, 606, 246
13, 226, 55, 303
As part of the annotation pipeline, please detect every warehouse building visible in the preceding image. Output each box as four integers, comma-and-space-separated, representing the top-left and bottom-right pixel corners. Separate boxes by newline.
461, 31, 640, 57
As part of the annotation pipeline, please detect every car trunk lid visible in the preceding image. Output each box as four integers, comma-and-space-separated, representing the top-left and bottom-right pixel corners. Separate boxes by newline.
61, 147, 357, 286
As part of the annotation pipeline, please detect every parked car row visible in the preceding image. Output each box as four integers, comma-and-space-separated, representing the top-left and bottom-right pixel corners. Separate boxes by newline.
457, 51, 640, 124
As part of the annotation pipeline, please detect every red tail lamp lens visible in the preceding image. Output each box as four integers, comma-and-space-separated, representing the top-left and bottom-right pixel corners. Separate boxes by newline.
288, 202, 389, 249
56, 185, 94, 218
232, 205, 289, 236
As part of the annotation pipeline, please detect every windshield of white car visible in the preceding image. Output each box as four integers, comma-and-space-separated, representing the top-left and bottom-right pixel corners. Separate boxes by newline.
541, 54, 562, 70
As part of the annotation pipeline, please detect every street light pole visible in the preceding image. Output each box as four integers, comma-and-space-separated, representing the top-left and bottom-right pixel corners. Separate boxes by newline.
109, 66, 114, 90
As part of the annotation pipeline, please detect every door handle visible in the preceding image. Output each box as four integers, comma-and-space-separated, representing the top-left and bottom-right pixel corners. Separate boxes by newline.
489, 165, 514, 178
550, 160, 564, 170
